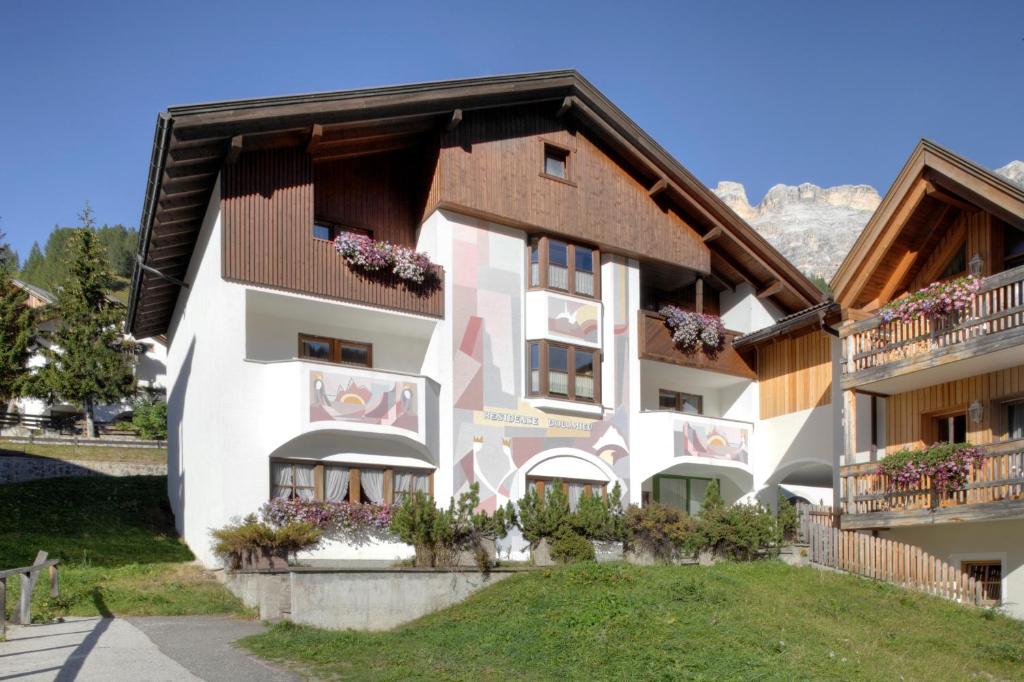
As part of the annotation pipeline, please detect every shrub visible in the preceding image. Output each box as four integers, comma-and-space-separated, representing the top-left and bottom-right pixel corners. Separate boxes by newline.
210, 514, 321, 568
568, 482, 627, 542
132, 399, 167, 440
696, 482, 781, 560
389, 483, 516, 570
777, 494, 798, 542
624, 503, 700, 562
517, 482, 570, 547
550, 528, 595, 564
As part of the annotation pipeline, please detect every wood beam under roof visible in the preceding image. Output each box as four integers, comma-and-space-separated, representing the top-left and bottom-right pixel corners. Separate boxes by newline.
756, 281, 785, 299
702, 226, 724, 242
446, 109, 463, 131
648, 178, 668, 198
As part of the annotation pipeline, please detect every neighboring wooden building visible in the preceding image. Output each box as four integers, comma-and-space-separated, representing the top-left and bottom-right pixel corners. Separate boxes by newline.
831, 140, 1024, 617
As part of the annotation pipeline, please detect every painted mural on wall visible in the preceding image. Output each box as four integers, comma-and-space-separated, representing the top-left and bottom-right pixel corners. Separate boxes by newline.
308, 369, 419, 435
548, 296, 600, 344
450, 219, 632, 512
672, 419, 749, 465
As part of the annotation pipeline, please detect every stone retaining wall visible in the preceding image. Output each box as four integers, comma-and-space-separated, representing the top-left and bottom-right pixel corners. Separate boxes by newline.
222, 567, 521, 631
0, 457, 167, 484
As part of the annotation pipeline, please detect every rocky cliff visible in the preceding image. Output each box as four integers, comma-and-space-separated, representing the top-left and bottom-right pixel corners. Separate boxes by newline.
714, 160, 1024, 281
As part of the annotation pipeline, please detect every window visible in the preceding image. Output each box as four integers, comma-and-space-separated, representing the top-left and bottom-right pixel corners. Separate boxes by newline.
527, 340, 601, 403
1008, 402, 1024, 440
543, 144, 568, 180
312, 219, 372, 242
658, 389, 703, 415
938, 243, 967, 280
526, 236, 600, 299
270, 459, 432, 505
298, 334, 372, 368
962, 561, 1002, 606
527, 476, 607, 511
653, 475, 716, 516
935, 412, 967, 443
1004, 223, 1024, 270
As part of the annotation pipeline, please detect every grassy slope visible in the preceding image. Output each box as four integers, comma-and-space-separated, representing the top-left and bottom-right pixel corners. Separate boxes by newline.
0, 441, 166, 464
241, 561, 1024, 682
0, 476, 246, 620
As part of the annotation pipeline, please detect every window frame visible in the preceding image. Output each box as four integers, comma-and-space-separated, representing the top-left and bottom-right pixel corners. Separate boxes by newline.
312, 217, 373, 243
527, 475, 608, 505
1002, 397, 1024, 442
270, 457, 433, 505
657, 389, 704, 415
652, 474, 718, 515
540, 141, 574, 185
961, 560, 1002, 606
527, 340, 601, 404
526, 235, 600, 300
298, 333, 373, 368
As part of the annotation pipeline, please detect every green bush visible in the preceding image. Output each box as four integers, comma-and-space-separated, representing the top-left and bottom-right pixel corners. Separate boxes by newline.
210, 514, 321, 568
569, 482, 627, 542
132, 399, 167, 440
516, 482, 570, 547
777, 494, 798, 542
624, 502, 700, 562
549, 528, 595, 564
389, 483, 516, 570
695, 482, 781, 560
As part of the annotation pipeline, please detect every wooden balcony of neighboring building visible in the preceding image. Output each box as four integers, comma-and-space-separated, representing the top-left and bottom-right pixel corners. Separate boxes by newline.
637, 310, 755, 380
839, 441, 1024, 530
840, 264, 1024, 393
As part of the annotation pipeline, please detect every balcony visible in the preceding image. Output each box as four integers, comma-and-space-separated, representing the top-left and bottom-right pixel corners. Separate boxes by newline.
637, 310, 755, 379
256, 359, 439, 451
840, 443, 1024, 529
841, 265, 1024, 392
633, 410, 754, 493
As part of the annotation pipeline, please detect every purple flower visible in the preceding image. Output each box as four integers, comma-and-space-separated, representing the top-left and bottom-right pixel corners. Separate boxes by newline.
335, 233, 435, 284
660, 306, 727, 359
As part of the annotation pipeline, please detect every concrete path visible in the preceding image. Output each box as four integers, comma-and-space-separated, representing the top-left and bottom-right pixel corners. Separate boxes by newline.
0, 616, 301, 681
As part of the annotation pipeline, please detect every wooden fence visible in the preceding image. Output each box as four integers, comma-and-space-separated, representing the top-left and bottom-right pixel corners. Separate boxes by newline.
0, 551, 60, 636
795, 502, 836, 543
806, 522, 984, 606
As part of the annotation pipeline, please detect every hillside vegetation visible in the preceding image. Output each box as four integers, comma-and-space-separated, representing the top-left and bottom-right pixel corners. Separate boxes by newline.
241, 561, 1024, 681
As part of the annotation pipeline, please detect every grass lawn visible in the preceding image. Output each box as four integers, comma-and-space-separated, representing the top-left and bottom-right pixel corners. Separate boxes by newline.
240, 561, 1024, 682
0, 476, 247, 621
0, 440, 166, 465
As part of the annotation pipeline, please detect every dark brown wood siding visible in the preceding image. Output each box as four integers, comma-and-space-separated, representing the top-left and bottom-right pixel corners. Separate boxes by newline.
427, 104, 710, 273
222, 148, 443, 317
638, 310, 755, 379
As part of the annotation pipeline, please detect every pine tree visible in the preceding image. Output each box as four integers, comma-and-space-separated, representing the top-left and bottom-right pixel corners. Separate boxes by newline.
0, 230, 34, 410
31, 212, 135, 436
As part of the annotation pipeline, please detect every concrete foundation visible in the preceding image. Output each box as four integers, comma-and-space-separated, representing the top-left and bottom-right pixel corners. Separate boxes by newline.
0, 456, 167, 484
222, 567, 523, 631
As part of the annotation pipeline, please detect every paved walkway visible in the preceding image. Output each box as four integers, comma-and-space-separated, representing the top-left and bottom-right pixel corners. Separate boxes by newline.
0, 616, 301, 681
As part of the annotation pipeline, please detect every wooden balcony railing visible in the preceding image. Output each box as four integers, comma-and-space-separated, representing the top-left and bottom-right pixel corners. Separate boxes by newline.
638, 310, 755, 379
841, 448, 1024, 518
842, 264, 1024, 376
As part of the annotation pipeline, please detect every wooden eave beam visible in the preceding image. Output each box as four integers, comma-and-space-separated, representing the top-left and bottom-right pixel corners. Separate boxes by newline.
556, 96, 574, 118
702, 226, 724, 243
225, 136, 243, 165
710, 247, 752, 285
446, 109, 463, 131
306, 124, 324, 153
756, 281, 785, 299
648, 177, 668, 198
924, 181, 979, 213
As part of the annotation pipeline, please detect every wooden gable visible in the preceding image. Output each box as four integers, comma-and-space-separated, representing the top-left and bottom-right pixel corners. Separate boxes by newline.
832, 140, 1024, 313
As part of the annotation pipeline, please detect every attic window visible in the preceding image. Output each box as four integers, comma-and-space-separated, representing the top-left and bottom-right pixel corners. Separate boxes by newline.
543, 144, 569, 180
939, 243, 966, 280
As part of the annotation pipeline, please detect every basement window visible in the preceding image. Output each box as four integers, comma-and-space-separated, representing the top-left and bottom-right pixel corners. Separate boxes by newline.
962, 561, 1001, 606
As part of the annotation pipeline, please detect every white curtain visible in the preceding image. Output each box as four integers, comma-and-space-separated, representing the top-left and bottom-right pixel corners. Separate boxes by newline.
549, 264, 568, 290
361, 468, 385, 504
567, 482, 585, 511
271, 463, 292, 499
575, 375, 594, 400
549, 370, 569, 395
575, 271, 594, 296
294, 464, 315, 500
325, 466, 349, 502
393, 471, 430, 504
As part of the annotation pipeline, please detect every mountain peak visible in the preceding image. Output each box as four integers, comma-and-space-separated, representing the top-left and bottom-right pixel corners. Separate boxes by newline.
995, 160, 1024, 187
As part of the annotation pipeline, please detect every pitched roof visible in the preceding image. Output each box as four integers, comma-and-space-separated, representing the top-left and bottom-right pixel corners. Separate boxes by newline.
11, 278, 56, 305
732, 299, 840, 349
128, 70, 824, 336
831, 139, 1024, 309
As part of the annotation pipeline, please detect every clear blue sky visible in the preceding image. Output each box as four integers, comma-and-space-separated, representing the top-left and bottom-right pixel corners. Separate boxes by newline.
1, 1, 1022, 259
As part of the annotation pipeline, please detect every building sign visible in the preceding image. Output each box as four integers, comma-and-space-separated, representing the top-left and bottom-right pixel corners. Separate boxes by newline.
476, 404, 595, 436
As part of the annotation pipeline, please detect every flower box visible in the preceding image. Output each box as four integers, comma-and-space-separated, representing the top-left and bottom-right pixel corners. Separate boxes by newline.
659, 306, 726, 358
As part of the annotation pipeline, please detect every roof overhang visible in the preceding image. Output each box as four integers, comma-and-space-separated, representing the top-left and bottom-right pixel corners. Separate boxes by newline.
128, 70, 823, 337
831, 139, 1024, 310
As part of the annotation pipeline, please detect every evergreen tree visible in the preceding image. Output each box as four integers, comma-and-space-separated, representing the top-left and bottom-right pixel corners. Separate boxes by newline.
31, 212, 135, 436
0, 230, 34, 410
20, 242, 45, 285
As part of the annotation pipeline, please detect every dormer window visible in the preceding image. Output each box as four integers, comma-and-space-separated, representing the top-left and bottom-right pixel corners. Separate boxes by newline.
542, 143, 570, 182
